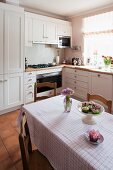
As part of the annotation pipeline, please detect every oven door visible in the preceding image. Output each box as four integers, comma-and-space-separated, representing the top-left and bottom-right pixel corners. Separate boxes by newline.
36, 72, 62, 93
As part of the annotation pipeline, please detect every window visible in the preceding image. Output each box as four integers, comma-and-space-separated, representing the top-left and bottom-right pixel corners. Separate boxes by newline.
83, 12, 113, 66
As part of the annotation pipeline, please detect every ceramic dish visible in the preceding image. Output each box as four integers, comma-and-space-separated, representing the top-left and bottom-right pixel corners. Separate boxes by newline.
85, 132, 104, 145
77, 101, 104, 115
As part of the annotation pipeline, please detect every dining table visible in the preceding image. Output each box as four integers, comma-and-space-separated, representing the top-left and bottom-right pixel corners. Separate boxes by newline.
20, 95, 113, 170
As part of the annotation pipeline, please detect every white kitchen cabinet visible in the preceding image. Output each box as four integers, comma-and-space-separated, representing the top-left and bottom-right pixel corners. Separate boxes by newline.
0, 3, 24, 113
5, 73, 24, 108
0, 75, 4, 110
0, 8, 3, 75
4, 10, 24, 74
25, 16, 33, 47
63, 68, 89, 100
26, 12, 72, 45
33, 18, 44, 43
0, 73, 23, 111
24, 71, 36, 104
33, 18, 57, 44
91, 72, 112, 100
44, 21, 57, 44
57, 21, 72, 36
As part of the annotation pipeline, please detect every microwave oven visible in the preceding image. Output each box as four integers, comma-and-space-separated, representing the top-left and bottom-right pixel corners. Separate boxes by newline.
58, 36, 71, 48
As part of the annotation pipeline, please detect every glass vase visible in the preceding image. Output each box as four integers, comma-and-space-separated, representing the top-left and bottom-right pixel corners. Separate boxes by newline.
64, 96, 72, 112
104, 64, 111, 71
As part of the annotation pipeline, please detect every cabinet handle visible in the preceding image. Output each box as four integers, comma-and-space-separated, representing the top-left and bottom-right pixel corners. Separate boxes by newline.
75, 87, 76, 89
0, 80, 8, 82
28, 92, 33, 94
29, 72, 32, 75
28, 85, 32, 88
75, 76, 77, 78
28, 79, 32, 81
98, 74, 100, 77
75, 81, 76, 83
75, 70, 76, 72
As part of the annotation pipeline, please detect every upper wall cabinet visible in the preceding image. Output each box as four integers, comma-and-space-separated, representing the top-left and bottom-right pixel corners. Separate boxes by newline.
25, 15, 32, 47
57, 21, 72, 36
0, 9, 3, 75
0, 3, 24, 74
4, 10, 24, 74
33, 18, 57, 44
25, 12, 72, 46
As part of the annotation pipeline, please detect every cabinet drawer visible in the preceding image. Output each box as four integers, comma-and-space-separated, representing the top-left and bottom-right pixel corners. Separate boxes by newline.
74, 86, 88, 100
64, 81, 75, 90
65, 73, 75, 80
24, 71, 36, 78
75, 80, 88, 89
75, 75, 88, 82
91, 72, 112, 80
25, 90, 34, 103
24, 76, 36, 84
64, 68, 75, 74
25, 83, 34, 91
75, 69, 88, 76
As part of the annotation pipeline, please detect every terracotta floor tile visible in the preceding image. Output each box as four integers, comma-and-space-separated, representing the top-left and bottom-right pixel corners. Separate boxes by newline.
3, 133, 19, 150
14, 160, 23, 170
0, 157, 16, 170
8, 146, 21, 164
0, 138, 9, 161
0, 128, 16, 140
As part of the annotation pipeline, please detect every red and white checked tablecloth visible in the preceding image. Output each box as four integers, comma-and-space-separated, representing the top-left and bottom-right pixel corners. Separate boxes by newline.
21, 95, 113, 170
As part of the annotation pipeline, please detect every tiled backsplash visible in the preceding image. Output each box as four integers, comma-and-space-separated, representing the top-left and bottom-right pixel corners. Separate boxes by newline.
25, 44, 64, 65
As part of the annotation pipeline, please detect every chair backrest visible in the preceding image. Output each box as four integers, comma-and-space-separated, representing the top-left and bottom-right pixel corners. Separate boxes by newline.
19, 112, 32, 170
34, 82, 57, 102
87, 93, 112, 114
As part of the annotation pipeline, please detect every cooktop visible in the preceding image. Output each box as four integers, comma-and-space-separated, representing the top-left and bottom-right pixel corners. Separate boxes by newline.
28, 63, 54, 68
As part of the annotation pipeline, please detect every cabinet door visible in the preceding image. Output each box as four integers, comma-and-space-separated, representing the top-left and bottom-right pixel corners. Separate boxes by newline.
5, 73, 23, 108
0, 9, 3, 75
91, 73, 112, 100
4, 11, 24, 74
25, 17, 32, 46
44, 22, 57, 44
0, 75, 4, 110
57, 22, 71, 36
33, 19, 44, 43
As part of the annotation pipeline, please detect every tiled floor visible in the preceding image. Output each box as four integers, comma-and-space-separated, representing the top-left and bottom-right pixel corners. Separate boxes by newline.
0, 110, 23, 170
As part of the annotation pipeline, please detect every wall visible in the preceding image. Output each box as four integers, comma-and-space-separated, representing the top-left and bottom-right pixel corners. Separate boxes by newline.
25, 44, 64, 65
65, 5, 113, 64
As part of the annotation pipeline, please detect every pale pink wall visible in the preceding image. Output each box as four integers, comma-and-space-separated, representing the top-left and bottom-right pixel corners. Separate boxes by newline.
65, 6, 113, 65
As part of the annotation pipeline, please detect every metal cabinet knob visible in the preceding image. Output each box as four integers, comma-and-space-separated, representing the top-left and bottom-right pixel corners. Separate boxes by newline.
98, 74, 100, 77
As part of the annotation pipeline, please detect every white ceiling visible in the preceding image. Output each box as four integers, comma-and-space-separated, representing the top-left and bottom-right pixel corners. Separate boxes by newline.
20, 0, 113, 18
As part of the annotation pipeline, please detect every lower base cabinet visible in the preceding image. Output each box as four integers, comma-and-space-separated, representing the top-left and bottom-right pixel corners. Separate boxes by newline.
0, 73, 23, 113
91, 72, 112, 100
63, 67, 113, 103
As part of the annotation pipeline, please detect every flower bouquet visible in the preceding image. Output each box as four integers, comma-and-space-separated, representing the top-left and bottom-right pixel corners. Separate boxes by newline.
61, 88, 74, 112
102, 56, 112, 70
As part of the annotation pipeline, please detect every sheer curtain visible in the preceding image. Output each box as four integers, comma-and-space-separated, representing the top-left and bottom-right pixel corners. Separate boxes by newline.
83, 12, 113, 66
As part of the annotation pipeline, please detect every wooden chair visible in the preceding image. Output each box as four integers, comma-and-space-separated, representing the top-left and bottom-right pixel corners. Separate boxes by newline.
34, 82, 57, 102
87, 93, 112, 114
19, 112, 54, 170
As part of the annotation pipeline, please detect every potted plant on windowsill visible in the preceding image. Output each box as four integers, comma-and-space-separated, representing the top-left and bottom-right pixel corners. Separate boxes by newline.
102, 56, 112, 70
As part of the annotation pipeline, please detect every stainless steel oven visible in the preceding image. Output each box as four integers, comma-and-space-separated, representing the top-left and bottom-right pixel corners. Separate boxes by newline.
36, 71, 62, 93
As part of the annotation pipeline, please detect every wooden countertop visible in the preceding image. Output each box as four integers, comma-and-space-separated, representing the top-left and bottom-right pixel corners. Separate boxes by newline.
25, 64, 113, 75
